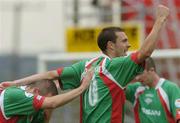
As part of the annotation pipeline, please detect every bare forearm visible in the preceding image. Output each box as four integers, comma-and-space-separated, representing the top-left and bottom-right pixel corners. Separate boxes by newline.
14, 71, 58, 86
13, 73, 46, 86
42, 68, 94, 109
42, 86, 85, 109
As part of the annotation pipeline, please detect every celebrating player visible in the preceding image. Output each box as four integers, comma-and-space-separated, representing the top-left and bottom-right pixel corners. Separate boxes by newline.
125, 57, 180, 123
0, 68, 93, 123
0, 4, 169, 123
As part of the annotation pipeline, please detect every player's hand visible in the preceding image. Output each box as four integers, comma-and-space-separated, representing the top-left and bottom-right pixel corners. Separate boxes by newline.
156, 4, 170, 22
80, 68, 94, 91
0, 81, 14, 90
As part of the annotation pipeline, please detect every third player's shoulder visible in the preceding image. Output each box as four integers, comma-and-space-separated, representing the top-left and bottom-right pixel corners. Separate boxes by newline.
163, 79, 179, 87
162, 79, 179, 92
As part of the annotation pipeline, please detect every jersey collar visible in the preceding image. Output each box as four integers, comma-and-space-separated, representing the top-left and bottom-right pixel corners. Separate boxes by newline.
155, 78, 165, 89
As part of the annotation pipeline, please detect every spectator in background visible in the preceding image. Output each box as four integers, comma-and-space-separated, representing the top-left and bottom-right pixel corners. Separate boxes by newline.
125, 57, 180, 123
0, 4, 169, 123
0, 68, 93, 123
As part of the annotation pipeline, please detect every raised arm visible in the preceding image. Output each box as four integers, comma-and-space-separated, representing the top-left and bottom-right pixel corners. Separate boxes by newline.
137, 5, 169, 63
41, 68, 94, 109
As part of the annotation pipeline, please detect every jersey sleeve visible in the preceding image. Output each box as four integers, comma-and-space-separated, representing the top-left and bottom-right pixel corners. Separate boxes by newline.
163, 81, 180, 122
57, 60, 86, 90
125, 82, 141, 104
107, 52, 144, 87
2, 87, 45, 118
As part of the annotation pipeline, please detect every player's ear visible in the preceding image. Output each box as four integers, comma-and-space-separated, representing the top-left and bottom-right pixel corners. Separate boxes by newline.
107, 41, 115, 50
33, 87, 40, 95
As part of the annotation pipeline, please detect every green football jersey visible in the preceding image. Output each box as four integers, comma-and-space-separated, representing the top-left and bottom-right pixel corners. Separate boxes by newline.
0, 86, 45, 123
31, 109, 45, 123
57, 52, 144, 123
125, 78, 180, 123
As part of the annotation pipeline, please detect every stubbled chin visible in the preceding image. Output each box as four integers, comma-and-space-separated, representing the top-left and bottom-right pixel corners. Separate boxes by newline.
118, 52, 127, 57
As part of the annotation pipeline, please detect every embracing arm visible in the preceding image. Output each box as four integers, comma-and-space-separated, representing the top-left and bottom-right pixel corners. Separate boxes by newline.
137, 5, 169, 63
0, 70, 59, 88
41, 68, 94, 109
14, 70, 59, 86
42, 84, 85, 108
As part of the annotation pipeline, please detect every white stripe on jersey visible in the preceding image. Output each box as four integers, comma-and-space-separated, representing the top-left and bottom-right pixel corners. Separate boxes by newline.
155, 78, 165, 89
133, 86, 146, 106
101, 58, 124, 89
0, 90, 10, 120
81, 57, 100, 81
158, 86, 170, 112
156, 78, 170, 112
158, 87, 170, 112
85, 57, 99, 68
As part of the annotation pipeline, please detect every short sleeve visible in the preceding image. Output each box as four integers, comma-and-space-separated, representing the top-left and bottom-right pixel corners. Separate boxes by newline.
2, 87, 45, 118
57, 60, 86, 90
107, 52, 144, 87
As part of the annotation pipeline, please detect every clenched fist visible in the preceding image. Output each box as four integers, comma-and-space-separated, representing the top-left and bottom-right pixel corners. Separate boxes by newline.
156, 5, 170, 22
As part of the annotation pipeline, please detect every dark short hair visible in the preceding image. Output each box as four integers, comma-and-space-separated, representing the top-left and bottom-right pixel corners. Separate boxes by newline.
97, 27, 124, 52
145, 57, 156, 71
28, 80, 58, 96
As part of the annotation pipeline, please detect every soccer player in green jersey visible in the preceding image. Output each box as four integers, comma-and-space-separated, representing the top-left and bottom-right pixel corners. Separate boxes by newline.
125, 57, 180, 123
0, 69, 93, 123
0, 79, 58, 123
0, 5, 170, 123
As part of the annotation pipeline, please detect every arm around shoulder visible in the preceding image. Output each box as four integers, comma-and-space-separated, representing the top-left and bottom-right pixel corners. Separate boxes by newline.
41, 68, 94, 109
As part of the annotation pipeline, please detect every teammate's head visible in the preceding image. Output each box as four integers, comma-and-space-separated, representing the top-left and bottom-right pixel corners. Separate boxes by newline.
140, 57, 156, 72
97, 27, 130, 57
135, 57, 157, 86
26, 80, 58, 122
26, 80, 58, 97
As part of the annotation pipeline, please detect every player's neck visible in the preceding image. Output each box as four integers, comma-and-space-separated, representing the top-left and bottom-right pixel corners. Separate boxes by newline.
104, 52, 114, 59
105, 50, 119, 59
106, 52, 123, 59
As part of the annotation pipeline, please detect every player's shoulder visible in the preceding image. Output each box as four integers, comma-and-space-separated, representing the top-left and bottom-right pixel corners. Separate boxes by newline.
161, 79, 179, 93
110, 55, 131, 66
3, 87, 22, 101
163, 79, 179, 88
5, 86, 33, 99
5, 86, 22, 92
